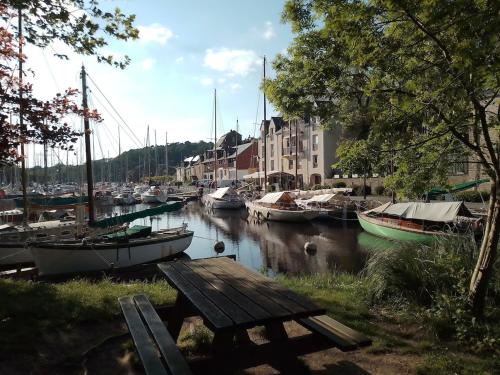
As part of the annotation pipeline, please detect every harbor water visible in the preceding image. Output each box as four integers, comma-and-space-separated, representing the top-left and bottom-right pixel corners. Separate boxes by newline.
104, 202, 394, 277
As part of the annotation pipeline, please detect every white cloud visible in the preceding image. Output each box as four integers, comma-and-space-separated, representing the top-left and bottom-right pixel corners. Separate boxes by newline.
140, 58, 156, 70
203, 48, 259, 77
175, 56, 184, 63
262, 21, 275, 40
217, 78, 226, 84
137, 23, 174, 45
230, 83, 242, 91
200, 77, 214, 86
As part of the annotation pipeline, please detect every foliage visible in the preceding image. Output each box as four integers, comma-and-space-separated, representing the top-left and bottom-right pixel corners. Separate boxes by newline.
352, 184, 371, 196
2, 0, 138, 68
268, 0, 500, 316
364, 236, 500, 352
311, 184, 330, 190
374, 185, 385, 195
332, 181, 346, 188
454, 190, 490, 203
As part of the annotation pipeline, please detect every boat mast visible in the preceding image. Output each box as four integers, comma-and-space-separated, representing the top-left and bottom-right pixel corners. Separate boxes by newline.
154, 129, 158, 177
235, 118, 238, 183
263, 56, 267, 190
118, 126, 121, 183
81, 65, 95, 224
295, 119, 298, 189
214, 89, 217, 188
165, 131, 168, 176
18, 8, 28, 225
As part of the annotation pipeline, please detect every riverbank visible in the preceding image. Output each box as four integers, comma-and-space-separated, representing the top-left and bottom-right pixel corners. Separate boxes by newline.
1, 270, 497, 374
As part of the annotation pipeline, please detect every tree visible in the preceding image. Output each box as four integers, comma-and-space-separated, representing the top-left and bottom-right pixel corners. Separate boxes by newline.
0, 1, 138, 165
266, 0, 499, 315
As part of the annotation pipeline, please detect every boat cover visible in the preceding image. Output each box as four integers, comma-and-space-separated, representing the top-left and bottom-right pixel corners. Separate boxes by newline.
257, 191, 295, 204
99, 225, 152, 240
365, 201, 472, 222
210, 187, 232, 199
305, 193, 346, 203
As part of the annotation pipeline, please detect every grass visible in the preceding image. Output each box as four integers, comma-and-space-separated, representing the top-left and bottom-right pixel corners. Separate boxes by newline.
0, 278, 176, 362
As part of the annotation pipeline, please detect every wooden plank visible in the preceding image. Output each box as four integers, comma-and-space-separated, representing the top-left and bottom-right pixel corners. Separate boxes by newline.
297, 317, 358, 351
171, 262, 254, 326
158, 263, 233, 331
133, 294, 194, 375
118, 296, 167, 375
194, 258, 290, 318
201, 258, 317, 317
215, 257, 323, 311
313, 315, 372, 347
183, 260, 271, 321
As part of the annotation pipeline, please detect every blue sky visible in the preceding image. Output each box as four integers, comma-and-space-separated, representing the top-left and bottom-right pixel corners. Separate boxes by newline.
25, 0, 294, 162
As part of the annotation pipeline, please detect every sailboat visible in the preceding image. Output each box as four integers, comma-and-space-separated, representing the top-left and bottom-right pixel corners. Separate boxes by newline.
357, 201, 482, 243
246, 191, 319, 222
201, 90, 245, 209
27, 66, 193, 276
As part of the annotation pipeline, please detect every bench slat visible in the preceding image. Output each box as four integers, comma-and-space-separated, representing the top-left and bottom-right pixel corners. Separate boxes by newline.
313, 315, 372, 347
118, 296, 168, 375
133, 294, 193, 375
298, 316, 358, 351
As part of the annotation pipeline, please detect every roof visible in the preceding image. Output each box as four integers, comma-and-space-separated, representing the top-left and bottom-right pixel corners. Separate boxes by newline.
210, 187, 233, 199
365, 201, 473, 222
242, 170, 293, 179
257, 191, 295, 204
270, 117, 285, 131
183, 155, 200, 163
226, 142, 253, 158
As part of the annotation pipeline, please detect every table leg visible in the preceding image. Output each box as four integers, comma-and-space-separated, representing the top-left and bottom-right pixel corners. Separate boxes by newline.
265, 322, 288, 342
211, 331, 234, 355
167, 293, 188, 342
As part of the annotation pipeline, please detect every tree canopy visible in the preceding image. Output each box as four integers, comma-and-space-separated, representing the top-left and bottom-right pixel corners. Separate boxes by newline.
266, 0, 499, 314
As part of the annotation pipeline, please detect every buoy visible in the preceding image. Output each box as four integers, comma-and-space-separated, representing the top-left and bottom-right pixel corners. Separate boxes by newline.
304, 241, 317, 255
214, 241, 225, 253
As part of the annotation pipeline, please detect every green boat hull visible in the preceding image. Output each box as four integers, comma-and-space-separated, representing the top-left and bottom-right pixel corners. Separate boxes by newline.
358, 214, 435, 243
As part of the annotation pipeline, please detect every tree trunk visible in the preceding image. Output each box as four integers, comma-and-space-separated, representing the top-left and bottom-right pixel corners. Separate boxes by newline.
469, 180, 500, 316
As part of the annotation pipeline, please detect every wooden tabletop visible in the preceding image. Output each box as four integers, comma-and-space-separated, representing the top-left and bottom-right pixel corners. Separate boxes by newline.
158, 257, 325, 333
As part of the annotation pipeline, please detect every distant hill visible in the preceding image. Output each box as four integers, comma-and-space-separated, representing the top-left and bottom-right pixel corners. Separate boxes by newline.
5, 140, 213, 184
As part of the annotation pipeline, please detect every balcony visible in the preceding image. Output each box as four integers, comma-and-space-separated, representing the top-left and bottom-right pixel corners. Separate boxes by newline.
312, 144, 319, 151
282, 147, 305, 158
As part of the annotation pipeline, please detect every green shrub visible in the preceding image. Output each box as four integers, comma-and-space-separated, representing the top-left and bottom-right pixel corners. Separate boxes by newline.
352, 184, 371, 196
312, 184, 330, 190
454, 190, 489, 203
364, 236, 500, 353
374, 185, 385, 195
333, 181, 347, 188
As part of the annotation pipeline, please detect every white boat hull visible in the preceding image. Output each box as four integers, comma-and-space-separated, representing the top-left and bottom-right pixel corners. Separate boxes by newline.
30, 230, 193, 276
246, 202, 318, 222
202, 195, 244, 209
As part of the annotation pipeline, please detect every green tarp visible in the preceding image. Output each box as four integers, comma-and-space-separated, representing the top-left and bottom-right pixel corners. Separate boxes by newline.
91, 201, 182, 228
426, 179, 489, 199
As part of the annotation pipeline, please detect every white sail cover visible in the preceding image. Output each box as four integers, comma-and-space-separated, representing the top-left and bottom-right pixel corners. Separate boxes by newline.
366, 201, 471, 222
305, 193, 345, 203
257, 191, 295, 204
210, 187, 232, 199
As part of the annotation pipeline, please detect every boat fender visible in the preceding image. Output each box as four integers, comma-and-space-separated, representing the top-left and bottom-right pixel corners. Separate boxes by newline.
257, 212, 264, 221
214, 241, 225, 253
304, 242, 317, 255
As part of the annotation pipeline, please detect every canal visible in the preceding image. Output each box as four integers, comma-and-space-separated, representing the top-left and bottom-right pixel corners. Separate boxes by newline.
106, 202, 394, 277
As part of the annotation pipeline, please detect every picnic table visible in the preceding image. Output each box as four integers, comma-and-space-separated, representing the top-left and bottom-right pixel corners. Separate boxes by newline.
120, 257, 371, 374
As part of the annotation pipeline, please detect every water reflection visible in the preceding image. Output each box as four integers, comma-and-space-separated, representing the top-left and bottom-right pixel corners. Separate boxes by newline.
108, 202, 381, 277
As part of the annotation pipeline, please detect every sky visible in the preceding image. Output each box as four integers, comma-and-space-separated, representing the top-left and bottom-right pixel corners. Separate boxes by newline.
23, 0, 295, 164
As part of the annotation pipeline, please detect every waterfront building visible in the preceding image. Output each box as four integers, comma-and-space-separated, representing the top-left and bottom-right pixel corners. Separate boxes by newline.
257, 116, 336, 189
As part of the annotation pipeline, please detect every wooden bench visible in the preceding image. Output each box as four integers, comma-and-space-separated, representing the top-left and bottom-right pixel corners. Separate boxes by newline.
118, 294, 193, 375
298, 315, 372, 352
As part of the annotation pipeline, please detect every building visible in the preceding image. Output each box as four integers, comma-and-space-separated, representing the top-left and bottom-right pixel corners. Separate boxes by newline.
257, 116, 336, 189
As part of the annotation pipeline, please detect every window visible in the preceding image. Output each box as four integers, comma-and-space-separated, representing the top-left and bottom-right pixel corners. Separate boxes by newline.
313, 155, 318, 168
285, 138, 289, 147
261, 146, 265, 157
270, 127, 274, 136
271, 160, 275, 170
270, 144, 274, 157
288, 159, 293, 169
312, 134, 319, 151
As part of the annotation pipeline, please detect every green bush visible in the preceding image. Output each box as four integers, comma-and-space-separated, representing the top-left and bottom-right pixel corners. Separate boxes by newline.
312, 184, 330, 190
454, 190, 489, 203
374, 185, 385, 195
352, 184, 371, 196
364, 236, 500, 352
333, 181, 347, 188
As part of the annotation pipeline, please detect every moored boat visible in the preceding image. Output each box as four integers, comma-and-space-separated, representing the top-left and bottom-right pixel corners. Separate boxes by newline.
114, 191, 136, 205
141, 186, 167, 203
29, 225, 194, 276
357, 201, 481, 243
245, 191, 319, 222
296, 193, 357, 220
202, 187, 245, 209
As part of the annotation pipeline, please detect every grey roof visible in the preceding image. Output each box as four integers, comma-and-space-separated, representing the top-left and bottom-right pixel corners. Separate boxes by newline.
226, 142, 253, 158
